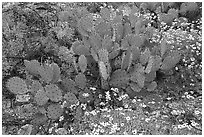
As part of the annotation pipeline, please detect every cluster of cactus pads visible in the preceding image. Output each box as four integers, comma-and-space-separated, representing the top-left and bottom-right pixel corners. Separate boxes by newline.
24, 60, 61, 84
6, 5, 185, 126
56, 6, 182, 95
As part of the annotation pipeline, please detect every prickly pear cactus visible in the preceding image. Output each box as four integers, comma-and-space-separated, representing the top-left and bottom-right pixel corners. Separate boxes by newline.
24, 60, 41, 76
160, 50, 181, 70
38, 64, 53, 83
145, 56, 154, 74
51, 62, 61, 83
78, 88, 93, 103
151, 55, 162, 72
6, 77, 28, 94
37, 106, 47, 115
129, 82, 141, 92
47, 103, 63, 120
100, 7, 111, 21
113, 22, 123, 42
78, 55, 87, 73
31, 113, 48, 126
90, 47, 99, 62
109, 69, 129, 88
145, 71, 156, 82
73, 44, 90, 56
30, 80, 43, 93
130, 34, 144, 48
64, 92, 78, 104
147, 81, 157, 92
74, 106, 83, 121
99, 61, 109, 80
58, 46, 74, 63
121, 48, 133, 71
62, 78, 78, 94
45, 84, 62, 102
98, 48, 109, 64
34, 88, 49, 106
75, 73, 87, 89
131, 46, 140, 62
139, 48, 151, 65
130, 64, 145, 88
160, 39, 168, 57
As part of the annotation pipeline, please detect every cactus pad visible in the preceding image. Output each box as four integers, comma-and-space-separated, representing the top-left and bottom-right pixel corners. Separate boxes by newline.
74, 44, 90, 55
64, 92, 78, 104
130, 64, 145, 88
161, 50, 181, 70
24, 60, 41, 76
99, 61, 109, 80
47, 103, 63, 120
30, 80, 43, 93
45, 84, 62, 102
109, 69, 129, 88
31, 113, 48, 125
129, 82, 141, 92
62, 78, 78, 94
7, 77, 28, 94
78, 55, 87, 73
147, 81, 157, 92
51, 62, 61, 83
74, 106, 83, 121
38, 64, 53, 83
145, 71, 156, 82
98, 48, 109, 63
75, 73, 87, 89
121, 48, 133, 71
34, 88, 49, 106
139, 48, 151, 65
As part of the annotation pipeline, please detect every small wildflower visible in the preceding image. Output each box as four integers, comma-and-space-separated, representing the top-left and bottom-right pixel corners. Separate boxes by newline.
126, 116, 131, 121
59, 116, 64, 121
194, 110, 200, 115
121, 123, 124, 127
